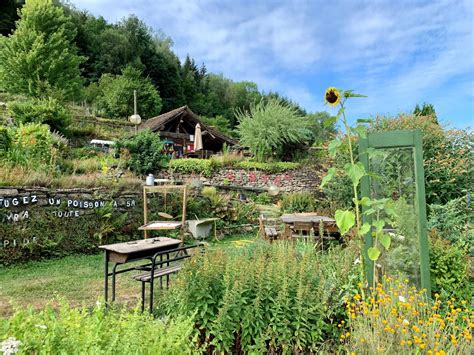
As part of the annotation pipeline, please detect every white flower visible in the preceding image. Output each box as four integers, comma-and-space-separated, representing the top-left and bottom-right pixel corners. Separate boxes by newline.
402, 319, 410, 326
1, 337, 22, 355
353, 257, 361, 265
398, 295, 407, 303
96, 300, 102, 308
35, 324, 47, 330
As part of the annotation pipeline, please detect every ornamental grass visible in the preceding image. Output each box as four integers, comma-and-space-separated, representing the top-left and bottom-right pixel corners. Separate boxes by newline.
342, 275, 473, 354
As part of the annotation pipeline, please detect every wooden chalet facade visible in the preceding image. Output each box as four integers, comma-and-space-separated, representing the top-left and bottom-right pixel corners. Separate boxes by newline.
139, 106, 237, 158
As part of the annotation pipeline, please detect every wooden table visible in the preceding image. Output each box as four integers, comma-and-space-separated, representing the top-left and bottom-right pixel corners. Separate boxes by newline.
280, 213, 338, 239
99, 237, 181, 303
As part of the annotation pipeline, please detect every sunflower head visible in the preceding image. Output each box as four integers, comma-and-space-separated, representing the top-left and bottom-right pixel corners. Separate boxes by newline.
325, 87, 341, 107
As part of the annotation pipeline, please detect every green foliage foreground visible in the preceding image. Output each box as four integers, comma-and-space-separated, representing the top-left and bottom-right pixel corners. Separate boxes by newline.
0, 303, 196, 354
160, 241, 359, 353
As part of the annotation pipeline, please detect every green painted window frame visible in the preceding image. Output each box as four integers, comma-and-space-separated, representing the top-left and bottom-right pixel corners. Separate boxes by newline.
359, 129, 431, 295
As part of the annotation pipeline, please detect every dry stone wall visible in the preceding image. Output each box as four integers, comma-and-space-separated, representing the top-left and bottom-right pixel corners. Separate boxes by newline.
162, 166, 322, 194
0, 186, 143, 265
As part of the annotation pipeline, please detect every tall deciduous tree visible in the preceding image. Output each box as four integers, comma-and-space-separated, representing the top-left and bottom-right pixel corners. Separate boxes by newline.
0, 0, 84, 100
95, 66, 162, 119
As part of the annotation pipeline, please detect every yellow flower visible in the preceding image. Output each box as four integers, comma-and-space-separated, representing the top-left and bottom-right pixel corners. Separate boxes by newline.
325, 87, 341, 106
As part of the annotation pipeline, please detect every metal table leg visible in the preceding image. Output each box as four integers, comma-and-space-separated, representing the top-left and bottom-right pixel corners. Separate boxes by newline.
104, 251, 109, 304
112, 263, 119, 302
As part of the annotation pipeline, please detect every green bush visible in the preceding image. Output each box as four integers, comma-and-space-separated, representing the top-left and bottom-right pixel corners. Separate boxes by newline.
236, 99, 313, 161
428, 197, 473, 246
2, 123, 57, 168
236, 160, 300, 173
169, 158, 216, 177
8, 97, 71, 133
281, 192, 315, 213
0, 303, 196, 354
116, 129, 168, 175
371, 115, 473, 205
161, 241, 359, 353
0, 126, 11, 155
95, 66, 162, 119
429, 232, 471, 301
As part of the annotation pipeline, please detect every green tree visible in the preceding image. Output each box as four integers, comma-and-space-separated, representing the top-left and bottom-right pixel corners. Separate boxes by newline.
116, 129, 168, 174
202, 115, 234, 137
143, 34, 185, 112
414, 102, 438, 123
236, 99, 312, 161
96, 66, 162, 119
306, 111, 337, 145
0, 0, 84, 100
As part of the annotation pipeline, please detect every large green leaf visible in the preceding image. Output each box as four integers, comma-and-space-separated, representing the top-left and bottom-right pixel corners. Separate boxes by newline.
335, 209, 355, 235
328, 139, 342, 158
372, 219, 385, 232
352, 125, 367, 139
344, 162, 366, 187
367, 247, 381, 261
323, 115, 337, 128
320, 167, 336, 188
379, 233, 391, 250
358, 223, 371, 236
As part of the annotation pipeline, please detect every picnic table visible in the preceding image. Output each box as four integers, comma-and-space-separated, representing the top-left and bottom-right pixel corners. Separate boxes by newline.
280, 213, 338, 239
99, 237, 181, 304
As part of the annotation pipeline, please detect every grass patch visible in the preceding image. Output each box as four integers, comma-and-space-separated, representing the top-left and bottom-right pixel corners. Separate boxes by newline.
0, 233, 256, 317
0, 254, 138, 317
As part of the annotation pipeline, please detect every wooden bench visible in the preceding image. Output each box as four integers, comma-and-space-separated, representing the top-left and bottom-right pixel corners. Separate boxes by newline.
133, 244, 202, 313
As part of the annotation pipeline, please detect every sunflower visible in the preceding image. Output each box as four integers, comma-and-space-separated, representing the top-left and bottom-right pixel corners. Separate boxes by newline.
325, 87, 341, 106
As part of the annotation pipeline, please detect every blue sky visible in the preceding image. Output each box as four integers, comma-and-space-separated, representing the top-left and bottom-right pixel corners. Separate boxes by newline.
71, 0, 473, 128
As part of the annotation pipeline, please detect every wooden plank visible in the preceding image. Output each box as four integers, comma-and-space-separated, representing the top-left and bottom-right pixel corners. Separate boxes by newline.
138, 221, 182, 230
414, 130, 431, 295
134, 265, 182, 282
99, 237, 180, 254
144, 185, 186, 192
143, 186, 148, 239
366, 130, 416, 148
280, 213, 335, 223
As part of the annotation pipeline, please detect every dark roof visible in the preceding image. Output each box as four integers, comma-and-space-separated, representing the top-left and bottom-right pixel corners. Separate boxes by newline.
139, 106, 238, 145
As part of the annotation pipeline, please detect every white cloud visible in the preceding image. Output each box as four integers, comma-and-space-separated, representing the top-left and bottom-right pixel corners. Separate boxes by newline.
71, 0, 474, 126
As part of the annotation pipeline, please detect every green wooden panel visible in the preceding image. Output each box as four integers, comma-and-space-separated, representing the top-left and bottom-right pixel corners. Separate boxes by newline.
359, 138, 374, 288
359, 129, 431, 294
413, 130, 431, 295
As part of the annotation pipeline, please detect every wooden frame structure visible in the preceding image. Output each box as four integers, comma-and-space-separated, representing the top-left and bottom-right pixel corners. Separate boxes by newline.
359, 129, 431, 295
139, 185, 188, 241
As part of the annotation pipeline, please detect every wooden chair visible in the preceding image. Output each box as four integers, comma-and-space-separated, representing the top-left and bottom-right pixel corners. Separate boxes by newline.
258, 214, 280, 241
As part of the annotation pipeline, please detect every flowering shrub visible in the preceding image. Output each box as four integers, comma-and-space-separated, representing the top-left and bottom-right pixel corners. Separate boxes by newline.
342, 276, 473, 354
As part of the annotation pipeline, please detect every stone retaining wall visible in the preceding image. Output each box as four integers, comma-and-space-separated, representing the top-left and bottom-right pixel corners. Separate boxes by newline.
160, 166, 322, 194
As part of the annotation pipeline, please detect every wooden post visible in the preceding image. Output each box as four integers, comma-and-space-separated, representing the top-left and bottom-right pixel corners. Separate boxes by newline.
413, 130, 431, 295
143, 186, 148, 239
181, 185, 188, 243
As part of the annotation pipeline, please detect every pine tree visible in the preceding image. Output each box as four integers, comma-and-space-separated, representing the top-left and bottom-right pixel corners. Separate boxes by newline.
0, 0, 84, 100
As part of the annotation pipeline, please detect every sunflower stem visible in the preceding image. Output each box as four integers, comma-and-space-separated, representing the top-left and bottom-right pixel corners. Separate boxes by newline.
340, 99, 365, 290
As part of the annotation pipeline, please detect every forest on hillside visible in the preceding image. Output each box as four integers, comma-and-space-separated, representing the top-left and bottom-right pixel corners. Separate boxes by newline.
0, 0, 333, 139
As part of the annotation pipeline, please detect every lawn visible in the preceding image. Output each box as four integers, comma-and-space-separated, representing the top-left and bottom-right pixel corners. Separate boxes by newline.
0, 234, 256, 317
